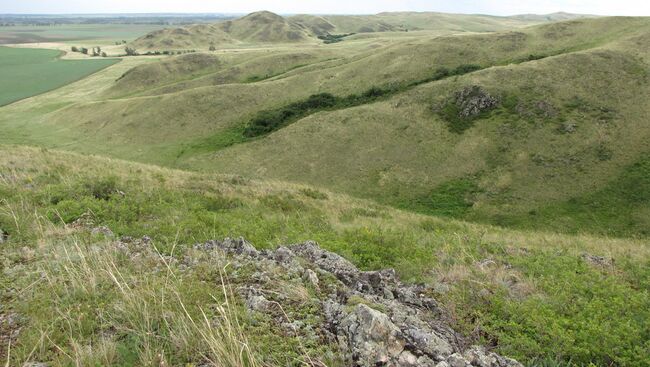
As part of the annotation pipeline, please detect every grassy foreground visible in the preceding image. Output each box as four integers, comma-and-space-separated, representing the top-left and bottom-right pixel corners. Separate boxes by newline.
0, 146, 648, 366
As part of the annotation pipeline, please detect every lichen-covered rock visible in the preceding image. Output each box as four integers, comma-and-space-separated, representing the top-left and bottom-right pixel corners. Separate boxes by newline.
340, 304, 406, 366
191, 238, 523, 367
196, 237, 258, 257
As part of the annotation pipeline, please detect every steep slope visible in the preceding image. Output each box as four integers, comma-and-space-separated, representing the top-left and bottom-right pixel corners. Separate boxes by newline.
131, 11, 313, 50
1, 146, 648, 366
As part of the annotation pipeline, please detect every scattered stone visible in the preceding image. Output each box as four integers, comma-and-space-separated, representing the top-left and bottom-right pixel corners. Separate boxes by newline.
245, 293, 273, 313
534, 100, 557, 118
558, 121, 577, 134
191, 239, 523, 367
581, 253, 613, 267
91, 226, 114, 238
198, 237, 258, 257
454, 86, 499, 118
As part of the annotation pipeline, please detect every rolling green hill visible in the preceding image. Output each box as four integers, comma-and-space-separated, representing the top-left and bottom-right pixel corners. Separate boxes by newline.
2, 16, 647, 237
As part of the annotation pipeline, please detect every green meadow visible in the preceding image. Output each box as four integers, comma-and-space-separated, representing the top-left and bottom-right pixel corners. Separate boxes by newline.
0, 46, 118, 106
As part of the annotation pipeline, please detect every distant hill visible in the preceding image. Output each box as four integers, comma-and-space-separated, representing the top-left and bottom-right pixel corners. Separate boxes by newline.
131, 11, 312, 50
510, 12, 597, 22
132, 10, 597, 51
290, 11, 597, 35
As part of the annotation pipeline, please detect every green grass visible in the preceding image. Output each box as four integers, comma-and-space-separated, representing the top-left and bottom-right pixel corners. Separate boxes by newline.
1, 146, 648, 366
0, 46, 118, 106
499, 154, 650, 237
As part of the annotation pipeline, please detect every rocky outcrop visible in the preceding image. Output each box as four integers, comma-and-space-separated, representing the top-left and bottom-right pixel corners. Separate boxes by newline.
454, 86, 499, 118
195, 238, 522, 367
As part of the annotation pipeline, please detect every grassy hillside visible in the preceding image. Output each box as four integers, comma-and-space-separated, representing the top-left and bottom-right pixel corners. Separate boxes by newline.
1, 17, 648, 239
1, 146, 648, 366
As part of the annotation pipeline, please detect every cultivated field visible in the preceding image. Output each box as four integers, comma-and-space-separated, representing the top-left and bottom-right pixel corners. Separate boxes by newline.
0, 23, 168, 45
0, 46, 118, 106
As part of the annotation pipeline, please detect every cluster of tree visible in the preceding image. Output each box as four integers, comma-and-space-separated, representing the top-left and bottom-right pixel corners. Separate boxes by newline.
317, 33, 356, 44
114, 40, 127, 45
120, 47, 198, 57
71, 46, 107, 57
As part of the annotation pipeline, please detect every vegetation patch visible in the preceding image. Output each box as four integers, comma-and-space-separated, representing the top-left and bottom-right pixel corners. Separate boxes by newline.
510, 154, 650, 237
244, 64, 485, 137
318, 33, 356, 44
405, 177, 482, 217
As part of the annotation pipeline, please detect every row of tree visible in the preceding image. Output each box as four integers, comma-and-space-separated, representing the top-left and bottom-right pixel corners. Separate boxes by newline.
70, 45, 198, 58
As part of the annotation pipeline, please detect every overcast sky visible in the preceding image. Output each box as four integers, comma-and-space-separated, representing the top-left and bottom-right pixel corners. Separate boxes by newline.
2, 0, 649, 16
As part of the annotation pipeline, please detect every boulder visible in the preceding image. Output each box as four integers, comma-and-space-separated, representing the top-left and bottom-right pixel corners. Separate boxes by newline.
340, 304, 406, 366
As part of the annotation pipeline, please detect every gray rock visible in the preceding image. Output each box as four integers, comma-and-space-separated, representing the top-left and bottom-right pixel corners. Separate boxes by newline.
340, 304, 406, 366
463, 346, 523, 367
581, 253, 613, 267
0, 229, 6, 244
448, 353, 470, 367
91, 226, 114, 238
291, 241, 359, 285
23, 363, 48, 367
245, 294, 272, 313
404, 328, 454, 358
201, 239, 522, 367
198, 237, 258, 257
454, 86, 499, 118
559, 121, 577, 134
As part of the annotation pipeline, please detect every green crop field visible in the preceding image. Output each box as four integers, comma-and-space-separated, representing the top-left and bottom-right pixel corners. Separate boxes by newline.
0, 46, 118, 106
0, 24, 168, 44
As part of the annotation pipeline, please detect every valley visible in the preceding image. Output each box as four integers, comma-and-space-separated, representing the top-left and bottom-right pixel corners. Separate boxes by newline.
0, 9, 648, 367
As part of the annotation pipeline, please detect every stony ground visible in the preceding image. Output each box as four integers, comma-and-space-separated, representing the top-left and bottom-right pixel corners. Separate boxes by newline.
193, 237, 522, 367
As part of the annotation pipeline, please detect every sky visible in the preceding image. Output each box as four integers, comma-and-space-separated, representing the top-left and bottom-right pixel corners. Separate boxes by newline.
1, 0, 649, 16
